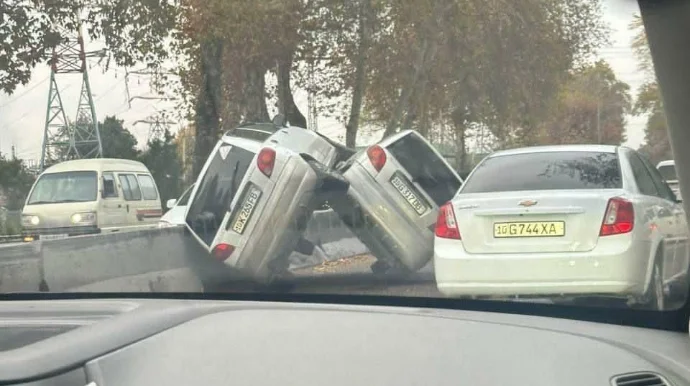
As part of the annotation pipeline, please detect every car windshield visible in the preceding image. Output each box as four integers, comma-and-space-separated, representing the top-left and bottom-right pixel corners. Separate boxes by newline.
27, 171, 98, 204
1, 0, 689, 326
461, 151, 622, 193
658, 164, 677, 181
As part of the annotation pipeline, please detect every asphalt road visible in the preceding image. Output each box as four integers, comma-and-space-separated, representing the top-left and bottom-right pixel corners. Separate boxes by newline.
216, 254, 687, 310
218, 254, 442, 297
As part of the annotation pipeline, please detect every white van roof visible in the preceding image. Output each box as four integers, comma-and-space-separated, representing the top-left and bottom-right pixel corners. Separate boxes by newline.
43, 158, 150, 174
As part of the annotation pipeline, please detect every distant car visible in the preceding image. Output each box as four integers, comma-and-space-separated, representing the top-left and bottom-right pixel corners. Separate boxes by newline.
21, 158, 162, 242
434, 145, 689, 310
656, 160, 681, 201
184, 122, 349, 284
159, 184, 195, 227
329, 130, 463, 274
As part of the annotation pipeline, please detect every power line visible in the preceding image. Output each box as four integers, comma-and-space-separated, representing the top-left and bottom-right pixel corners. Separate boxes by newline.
0, 75, 51, 108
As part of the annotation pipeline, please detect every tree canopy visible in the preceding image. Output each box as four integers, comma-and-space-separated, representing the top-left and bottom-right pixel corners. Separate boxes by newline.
3, 0, 622, 176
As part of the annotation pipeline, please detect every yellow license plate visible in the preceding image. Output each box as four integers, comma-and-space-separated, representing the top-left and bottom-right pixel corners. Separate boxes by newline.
390, 174, 426, 215
231, 185, 262, 234
493, 221, 565, 238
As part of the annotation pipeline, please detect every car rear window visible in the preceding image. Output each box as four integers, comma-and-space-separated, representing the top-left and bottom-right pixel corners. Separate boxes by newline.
230, 128, 272, 142
657, 164, 677, 181
186, 144, 255, 245
460, 151, 622, 193
386, 133, 462, 206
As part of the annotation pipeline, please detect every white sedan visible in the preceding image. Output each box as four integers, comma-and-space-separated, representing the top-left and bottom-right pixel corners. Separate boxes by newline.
434, 145, 689, 310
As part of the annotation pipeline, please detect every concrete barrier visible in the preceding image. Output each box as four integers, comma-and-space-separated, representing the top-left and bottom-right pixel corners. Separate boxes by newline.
0, 242, 42, 292
41, 227, 201, 292
0, 209, 368, 293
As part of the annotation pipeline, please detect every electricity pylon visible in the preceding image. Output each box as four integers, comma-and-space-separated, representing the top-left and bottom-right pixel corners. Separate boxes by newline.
40, 25, 103, 171
134, 113, 176, 144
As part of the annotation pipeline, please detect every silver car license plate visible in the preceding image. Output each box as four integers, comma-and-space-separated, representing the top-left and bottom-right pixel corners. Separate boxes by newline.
231, 185, 262, 234
390, 173, 426, 215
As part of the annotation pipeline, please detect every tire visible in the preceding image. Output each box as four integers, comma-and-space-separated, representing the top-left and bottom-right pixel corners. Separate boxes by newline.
643, 255, 666, 311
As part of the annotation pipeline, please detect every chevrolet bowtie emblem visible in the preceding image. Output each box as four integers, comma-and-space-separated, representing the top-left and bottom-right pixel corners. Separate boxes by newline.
518, 199, 538, 207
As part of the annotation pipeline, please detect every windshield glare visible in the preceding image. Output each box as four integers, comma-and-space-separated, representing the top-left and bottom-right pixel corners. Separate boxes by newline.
1, 0, 688, 317
461, 152, 622, 193
27, 171, 98, 205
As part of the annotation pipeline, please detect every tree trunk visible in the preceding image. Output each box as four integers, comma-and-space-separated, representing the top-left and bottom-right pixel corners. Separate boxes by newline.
243, 64, 270, 122
418, 97, 429, 137
454, 122, 467, 173
381, 38, 431, 139
345, 0, 371, 148
277, 52, 307, 128
193, 39, 223, 178
381, 1, 447, 140
401, 75, 428, 132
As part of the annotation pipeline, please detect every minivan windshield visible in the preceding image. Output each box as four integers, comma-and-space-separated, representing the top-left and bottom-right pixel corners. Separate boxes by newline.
27, 171, 98, 205
658, 164, 677, 181
461, 151, 622, 193
186, 144, 255, 245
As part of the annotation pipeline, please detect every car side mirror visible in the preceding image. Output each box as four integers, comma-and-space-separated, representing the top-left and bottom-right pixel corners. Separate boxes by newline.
166, 199, 177, 209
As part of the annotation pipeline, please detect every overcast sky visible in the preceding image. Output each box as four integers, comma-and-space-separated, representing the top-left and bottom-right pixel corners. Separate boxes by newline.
0, 0, 648, 162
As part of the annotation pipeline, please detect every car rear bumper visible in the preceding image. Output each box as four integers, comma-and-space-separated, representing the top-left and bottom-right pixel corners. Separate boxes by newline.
434, 235, 650, 297
229, 159, 320, 280
331, 162, 433, 271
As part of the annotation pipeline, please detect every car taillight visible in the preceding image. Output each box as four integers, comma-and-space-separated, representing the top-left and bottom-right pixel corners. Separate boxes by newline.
212, 243, 235, 261
257, 147, 276, 177
367, 145, 386, 172
600, 197, 634, 236
435, 202, 461, 239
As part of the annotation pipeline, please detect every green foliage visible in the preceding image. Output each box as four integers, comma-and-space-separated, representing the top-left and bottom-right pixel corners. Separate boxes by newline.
99, 116, 140, 160
539, 60, 631, 146
629, 14, 671, 163
2, 0, 614, 158
0, 154, 36, 211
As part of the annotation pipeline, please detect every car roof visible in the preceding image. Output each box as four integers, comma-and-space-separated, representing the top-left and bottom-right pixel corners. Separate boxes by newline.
43, 158, 149, 174
657, 159, 675, 167
488, 144, 620, 158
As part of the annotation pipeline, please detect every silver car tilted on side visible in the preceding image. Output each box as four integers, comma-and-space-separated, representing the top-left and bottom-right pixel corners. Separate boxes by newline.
434, 145, 689, 310
184, 123, 348, 285
330, 130, 463, 274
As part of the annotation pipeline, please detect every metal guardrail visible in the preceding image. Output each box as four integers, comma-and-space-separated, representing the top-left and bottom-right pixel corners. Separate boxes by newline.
0, 235, 22, 244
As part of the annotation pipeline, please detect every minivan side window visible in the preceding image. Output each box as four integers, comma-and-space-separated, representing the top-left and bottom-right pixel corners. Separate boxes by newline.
102, 172, 118, 198
137, 174, 159, 200
118, 174, 142, 201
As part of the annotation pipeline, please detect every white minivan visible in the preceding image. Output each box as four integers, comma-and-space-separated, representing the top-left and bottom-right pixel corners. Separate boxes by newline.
21, 158, 162, 241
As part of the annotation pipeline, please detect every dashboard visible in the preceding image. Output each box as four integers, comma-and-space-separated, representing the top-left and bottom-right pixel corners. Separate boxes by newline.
0, 298, 688, 385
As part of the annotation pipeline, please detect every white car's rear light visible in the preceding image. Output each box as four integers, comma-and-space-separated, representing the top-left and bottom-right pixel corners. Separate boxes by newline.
600, 197, 634, 236
435, 202, 461, 239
